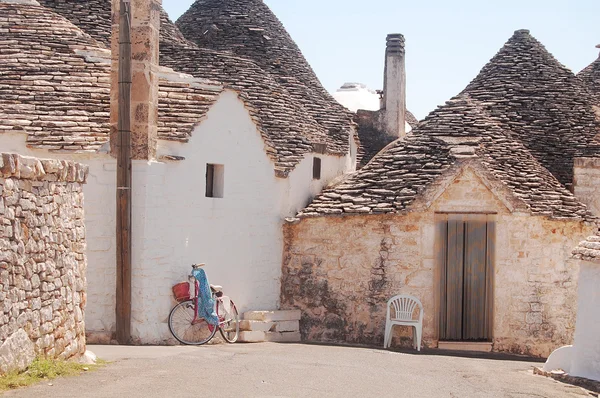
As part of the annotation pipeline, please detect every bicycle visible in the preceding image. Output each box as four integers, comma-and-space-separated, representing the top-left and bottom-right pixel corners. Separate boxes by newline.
168, 263, 240, 345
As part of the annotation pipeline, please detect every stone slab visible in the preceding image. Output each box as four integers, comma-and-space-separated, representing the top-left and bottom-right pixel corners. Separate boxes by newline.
275, 320, 300, 333
265, 331, 301, 343
238, 331, 266, 343
243, 310, 301, 322
239, 320, 276, 332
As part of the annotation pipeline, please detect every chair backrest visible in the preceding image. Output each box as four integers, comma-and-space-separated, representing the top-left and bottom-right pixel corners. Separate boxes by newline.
387, 295, 423, 322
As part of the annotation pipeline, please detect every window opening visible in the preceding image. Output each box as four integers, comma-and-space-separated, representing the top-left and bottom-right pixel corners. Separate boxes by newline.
206, 164, 224, 198
313, 157, 322, 180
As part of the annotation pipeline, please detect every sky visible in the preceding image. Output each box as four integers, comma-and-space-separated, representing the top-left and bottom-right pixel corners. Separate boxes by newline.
163, 0, 600, 120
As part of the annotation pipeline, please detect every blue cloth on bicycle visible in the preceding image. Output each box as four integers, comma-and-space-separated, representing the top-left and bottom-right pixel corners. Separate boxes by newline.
192, 268, 219, 325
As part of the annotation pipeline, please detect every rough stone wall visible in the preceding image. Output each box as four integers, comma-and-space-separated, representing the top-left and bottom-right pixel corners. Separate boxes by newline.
574, 157, 600, 217
281, 167, 595, 357
0, 153, 88, 373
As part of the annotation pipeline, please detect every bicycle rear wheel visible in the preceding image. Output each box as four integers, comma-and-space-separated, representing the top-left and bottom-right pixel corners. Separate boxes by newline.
218, 299, 239, 343
168, 300, 217, 345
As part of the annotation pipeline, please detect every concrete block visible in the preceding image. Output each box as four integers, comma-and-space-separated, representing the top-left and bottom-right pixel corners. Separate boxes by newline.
238, 331, 265, 343
243, 310, 301, 322
265, 331, 301, 343
239, 320, 275, 332
275, 320, 300, 333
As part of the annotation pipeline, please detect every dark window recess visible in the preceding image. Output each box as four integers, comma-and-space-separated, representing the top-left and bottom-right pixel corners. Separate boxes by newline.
206, 164, 215, 197
313, 157, 322, 180
205, 164, 224, 198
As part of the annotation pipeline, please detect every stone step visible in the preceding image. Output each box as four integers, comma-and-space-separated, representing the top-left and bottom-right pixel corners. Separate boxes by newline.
266, 331, 301, 343
238, 331, 266, 343
238, 330, 302, 343
275, 320, 300, 333
239, 320, 300, 333
239, 320, 276, 332
243, 310, 301, 322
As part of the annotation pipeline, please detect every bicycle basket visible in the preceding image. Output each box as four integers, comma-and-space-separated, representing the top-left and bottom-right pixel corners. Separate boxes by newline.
172, 282, 191, 302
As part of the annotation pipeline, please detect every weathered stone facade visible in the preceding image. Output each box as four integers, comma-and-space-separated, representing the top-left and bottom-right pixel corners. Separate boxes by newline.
0, 153, 88, 373
282, 167, 595, 357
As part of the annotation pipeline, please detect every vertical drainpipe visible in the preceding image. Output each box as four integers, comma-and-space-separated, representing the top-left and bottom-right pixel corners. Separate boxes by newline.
382, 33, 406, 139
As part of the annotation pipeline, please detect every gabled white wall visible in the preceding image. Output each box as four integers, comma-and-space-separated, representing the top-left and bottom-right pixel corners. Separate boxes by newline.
0, 90, 356, 343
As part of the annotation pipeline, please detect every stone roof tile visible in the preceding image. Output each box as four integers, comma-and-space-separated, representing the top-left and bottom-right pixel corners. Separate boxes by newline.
299, 95, 595, 221
578, 46, 600, 106
462, 30, 600, 188
0, 2, 111, 151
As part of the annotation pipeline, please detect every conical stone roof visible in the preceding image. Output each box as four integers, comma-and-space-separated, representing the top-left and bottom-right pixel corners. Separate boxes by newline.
37, 0, 192, 49
299, 94, 593, 221
176, 0, 323, 92
0, 0, 222, 151
174, 0, 356, 174
41, 0, 355, 175
0, 1, 111, 151
461, 29, 600, 188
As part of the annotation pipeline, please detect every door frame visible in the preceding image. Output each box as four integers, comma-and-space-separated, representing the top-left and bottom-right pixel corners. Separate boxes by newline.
434, 212, 496, 343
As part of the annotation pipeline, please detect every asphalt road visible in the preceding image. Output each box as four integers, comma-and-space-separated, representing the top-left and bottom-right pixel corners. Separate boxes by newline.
4, 343, 594, 398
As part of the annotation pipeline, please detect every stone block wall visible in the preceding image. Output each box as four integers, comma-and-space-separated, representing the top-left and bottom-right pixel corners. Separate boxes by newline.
0, 153, 88, 374
574, 157, 600, 217
281, 167, 595, 357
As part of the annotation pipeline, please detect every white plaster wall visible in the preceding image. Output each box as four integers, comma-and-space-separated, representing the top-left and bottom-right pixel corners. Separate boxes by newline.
0, 89, 356, 343
132, 90, 355, 342
571, 260, 600, 381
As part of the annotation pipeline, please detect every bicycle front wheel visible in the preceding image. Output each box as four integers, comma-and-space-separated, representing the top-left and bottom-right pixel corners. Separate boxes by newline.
168, 300, 217, 345
218, 299, 239, 343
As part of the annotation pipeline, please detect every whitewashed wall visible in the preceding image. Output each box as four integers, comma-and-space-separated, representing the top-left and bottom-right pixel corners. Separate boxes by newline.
0, 90, 356, 343
570, 260, 600, 381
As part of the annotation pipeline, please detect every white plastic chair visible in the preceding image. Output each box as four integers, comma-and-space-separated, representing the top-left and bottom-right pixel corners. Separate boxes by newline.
384, 295, 423, 351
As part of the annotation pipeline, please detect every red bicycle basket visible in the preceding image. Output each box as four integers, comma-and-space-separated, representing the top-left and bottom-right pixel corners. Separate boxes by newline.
172, 282, 190, 302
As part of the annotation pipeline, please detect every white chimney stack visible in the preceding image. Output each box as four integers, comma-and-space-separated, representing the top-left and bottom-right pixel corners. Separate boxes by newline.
382, 33, 406, 139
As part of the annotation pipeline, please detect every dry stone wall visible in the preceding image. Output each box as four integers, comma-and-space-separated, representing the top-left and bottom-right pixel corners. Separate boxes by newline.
0, 153, 88, 374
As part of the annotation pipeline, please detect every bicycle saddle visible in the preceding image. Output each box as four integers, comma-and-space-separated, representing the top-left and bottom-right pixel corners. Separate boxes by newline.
210, 284, 223, 292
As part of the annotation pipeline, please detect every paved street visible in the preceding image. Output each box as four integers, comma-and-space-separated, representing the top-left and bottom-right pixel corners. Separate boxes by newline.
4, 343, 594, 398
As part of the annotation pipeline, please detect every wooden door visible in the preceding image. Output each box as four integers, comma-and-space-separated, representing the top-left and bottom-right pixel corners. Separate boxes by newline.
437, 214, 495, 342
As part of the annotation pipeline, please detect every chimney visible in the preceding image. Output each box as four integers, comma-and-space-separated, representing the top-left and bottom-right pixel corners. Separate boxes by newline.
111, 0, 161, 160
382, 33, 406, 139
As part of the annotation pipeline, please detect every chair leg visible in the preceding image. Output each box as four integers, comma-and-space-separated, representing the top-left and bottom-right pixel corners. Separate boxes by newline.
412, 326, 416, 350
384, 324, 391, 348
416, 326, 422, 352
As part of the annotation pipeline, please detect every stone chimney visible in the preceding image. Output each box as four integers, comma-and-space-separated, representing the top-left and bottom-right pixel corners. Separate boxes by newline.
110, 0, 161, 160
382, 33, 406, 139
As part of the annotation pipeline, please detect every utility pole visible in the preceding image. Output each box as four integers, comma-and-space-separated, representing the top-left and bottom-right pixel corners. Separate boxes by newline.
116, 0, 132, 345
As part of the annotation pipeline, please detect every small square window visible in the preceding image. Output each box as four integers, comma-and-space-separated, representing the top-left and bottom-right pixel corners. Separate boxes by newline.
313, 157, 322, 180
206, 164, 224, 198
